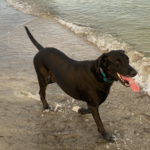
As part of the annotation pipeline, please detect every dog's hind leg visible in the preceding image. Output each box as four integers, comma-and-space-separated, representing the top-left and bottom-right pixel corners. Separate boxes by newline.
37, 74, 50, 110
35, 65, 52, 110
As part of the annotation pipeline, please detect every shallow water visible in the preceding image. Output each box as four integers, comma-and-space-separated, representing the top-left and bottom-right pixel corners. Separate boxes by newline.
0, 0, 35, 38
3, 0, 150, 97
6, 0, 150, 54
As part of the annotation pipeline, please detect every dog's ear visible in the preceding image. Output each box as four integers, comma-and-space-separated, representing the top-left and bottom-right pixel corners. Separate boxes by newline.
96, 53, 107, 72
118, 50, 125, 53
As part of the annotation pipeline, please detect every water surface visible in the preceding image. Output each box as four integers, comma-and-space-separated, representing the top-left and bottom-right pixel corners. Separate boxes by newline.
6, 0, 150, 54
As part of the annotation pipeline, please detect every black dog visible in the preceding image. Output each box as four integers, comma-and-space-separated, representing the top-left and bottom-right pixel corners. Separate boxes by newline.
25, 26, 137, 142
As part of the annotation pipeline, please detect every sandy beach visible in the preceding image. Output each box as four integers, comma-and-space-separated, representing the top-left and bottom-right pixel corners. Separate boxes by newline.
0, 1, 150, 150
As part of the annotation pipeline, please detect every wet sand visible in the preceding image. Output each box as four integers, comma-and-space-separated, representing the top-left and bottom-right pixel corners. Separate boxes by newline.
0, 1, 150, 150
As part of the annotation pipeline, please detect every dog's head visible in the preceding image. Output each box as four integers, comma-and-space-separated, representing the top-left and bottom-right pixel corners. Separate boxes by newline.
97, 50, 137, 87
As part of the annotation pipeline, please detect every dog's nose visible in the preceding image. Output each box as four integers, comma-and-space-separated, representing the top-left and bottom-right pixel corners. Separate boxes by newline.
130, 69, 137, 77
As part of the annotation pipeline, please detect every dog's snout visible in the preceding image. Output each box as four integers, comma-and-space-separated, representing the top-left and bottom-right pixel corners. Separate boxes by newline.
130, 69, 137, 77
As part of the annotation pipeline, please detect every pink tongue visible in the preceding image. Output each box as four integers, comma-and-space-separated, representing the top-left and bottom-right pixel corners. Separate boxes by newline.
121, 76, 139, 92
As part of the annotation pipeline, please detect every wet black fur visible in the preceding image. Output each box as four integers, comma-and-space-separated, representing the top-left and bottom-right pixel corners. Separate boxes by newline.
25, 26, 137, 142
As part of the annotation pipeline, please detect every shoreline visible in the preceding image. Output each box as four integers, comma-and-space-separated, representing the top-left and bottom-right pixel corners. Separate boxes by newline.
4, 0, 150, 97
0, 1, 150, 150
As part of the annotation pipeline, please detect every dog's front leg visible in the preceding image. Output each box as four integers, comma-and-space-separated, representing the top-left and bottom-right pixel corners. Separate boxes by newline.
88, 104, 116, 142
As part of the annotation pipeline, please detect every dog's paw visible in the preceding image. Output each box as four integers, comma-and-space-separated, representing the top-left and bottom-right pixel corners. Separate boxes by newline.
102, 133, 116, 143
43, 105, 52, 112
78, 108, 91, 115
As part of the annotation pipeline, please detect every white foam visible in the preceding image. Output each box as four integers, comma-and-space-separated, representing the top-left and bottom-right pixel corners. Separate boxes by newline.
55, 17, 130, 52
43, 109, 50, 113
6, 0, 33, 15
28, 92, 40, 101
54, 103, 62, 112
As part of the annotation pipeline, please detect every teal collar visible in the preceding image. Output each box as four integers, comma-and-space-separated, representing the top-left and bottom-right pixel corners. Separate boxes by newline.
99, 67, 112, 83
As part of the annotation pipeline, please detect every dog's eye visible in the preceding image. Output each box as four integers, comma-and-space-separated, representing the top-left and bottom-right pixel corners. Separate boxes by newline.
116, 61, 120, 65
116, 60, 121, 67
116, 59, 121, 64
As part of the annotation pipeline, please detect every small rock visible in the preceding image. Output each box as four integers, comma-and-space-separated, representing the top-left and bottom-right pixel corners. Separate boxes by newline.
54, 103, 62, 112
106, 145, 109, 149
43, 109, 50, 113
72, 106, 80, 112
85, 119, 89, 122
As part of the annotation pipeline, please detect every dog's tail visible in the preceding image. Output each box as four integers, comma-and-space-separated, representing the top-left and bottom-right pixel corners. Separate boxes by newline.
24, 26, 44, 51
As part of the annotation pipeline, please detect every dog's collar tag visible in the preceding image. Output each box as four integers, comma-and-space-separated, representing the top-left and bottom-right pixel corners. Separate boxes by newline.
99, 67, 112, 83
